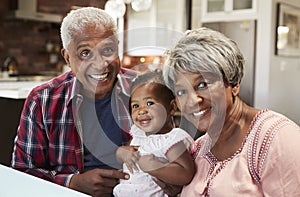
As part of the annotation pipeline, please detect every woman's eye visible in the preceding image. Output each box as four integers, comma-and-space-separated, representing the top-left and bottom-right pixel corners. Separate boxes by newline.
176, 89, 186, 96
146, 101, 154, 106
197, 82, 208, 89
131, 104, 139, 109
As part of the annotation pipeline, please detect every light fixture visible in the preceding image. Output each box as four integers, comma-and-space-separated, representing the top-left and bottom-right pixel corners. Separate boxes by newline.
131, 0, 152, 12
104, 0, 126, 18
104, 0, 152, 18
123, 0, 132, 3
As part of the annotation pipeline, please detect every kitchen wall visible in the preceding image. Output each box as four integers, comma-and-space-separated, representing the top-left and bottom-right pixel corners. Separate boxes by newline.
269, 0, 300, 125
0, 0, 106, 75
0, 20, 62, 74
255, 0, 300, 125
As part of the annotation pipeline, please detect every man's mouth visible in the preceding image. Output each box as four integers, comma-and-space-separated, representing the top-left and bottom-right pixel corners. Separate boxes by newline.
192, 108, 210, 117
89, 72, 109, 80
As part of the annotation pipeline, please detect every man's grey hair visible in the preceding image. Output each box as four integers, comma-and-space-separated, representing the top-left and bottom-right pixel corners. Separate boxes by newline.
163, 27, 245, 89
60, 7, 118, 51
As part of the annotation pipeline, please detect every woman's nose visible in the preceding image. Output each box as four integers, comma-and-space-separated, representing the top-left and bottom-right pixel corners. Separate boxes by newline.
186, 91, 203, 107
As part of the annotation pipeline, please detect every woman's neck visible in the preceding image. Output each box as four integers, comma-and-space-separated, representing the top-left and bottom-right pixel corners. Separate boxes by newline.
210, 98, 250, 160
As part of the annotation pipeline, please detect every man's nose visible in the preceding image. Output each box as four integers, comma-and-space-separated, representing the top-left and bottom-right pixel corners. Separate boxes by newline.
93, 55, 109, 69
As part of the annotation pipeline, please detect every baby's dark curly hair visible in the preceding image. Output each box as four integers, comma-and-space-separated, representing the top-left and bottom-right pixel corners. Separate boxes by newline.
131, 70, 174, 99
129, 70, 175, 114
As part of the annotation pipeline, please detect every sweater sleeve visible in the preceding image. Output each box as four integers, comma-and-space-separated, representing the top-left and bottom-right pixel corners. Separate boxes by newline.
260, 122, 300, 196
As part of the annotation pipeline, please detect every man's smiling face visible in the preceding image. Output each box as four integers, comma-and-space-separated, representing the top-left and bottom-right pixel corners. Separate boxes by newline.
62, 24, 120, 99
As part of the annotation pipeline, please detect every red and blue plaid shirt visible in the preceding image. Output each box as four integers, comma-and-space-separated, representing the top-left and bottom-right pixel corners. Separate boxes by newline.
11, 68, 136, 187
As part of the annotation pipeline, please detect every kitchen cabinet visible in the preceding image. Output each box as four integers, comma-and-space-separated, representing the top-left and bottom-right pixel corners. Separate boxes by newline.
201, 0, 257, 22
0, 97, 25, 166
0, 81, 43, 166
14, 0, 63, 23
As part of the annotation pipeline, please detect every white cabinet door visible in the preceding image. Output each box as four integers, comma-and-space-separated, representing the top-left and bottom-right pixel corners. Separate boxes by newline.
201, 0, 257, 22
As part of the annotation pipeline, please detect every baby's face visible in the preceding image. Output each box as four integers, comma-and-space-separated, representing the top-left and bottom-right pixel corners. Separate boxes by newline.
130, 83, 173, 135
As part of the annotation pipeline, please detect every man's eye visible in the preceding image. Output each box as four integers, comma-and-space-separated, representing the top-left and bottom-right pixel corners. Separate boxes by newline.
131, 104, 139, 109
147, 101, 154, 106
102, 47, 115, 57
176, 89, 186, 96
80, 50, 92, 58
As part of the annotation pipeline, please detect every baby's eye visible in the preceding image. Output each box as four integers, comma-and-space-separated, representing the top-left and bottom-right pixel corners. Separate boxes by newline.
176, 89, 186, 97
131, 104, 139, 109
146, 101, 154, 106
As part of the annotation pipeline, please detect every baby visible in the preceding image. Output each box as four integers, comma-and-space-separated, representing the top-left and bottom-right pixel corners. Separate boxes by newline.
113, 70, 195, 197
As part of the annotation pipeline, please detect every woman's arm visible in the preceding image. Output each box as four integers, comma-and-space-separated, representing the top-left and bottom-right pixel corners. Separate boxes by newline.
260, 123, 300, 196
138, 141, 195, 185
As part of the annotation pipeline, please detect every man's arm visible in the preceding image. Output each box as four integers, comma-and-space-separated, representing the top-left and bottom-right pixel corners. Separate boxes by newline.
11, 93, 77, 186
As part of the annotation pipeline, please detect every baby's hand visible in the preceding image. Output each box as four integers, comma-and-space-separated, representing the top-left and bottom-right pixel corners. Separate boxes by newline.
116, 146, 140, 173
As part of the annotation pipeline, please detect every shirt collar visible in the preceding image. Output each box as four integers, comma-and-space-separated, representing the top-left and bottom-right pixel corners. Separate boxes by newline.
67, 70, 131, 106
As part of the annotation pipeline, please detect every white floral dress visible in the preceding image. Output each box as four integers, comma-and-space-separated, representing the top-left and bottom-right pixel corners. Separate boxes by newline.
113, 124, 195, 197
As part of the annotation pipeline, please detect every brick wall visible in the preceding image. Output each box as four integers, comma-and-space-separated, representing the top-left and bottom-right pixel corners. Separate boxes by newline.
0, 0, 106, 75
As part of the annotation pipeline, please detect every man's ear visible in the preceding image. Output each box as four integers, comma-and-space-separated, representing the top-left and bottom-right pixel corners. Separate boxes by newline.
232, 84, 240, 97
170, 99, 177, 116
61, 48, 70, 67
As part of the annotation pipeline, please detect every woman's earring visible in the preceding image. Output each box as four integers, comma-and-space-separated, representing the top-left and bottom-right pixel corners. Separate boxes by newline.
232, 84, 240, 97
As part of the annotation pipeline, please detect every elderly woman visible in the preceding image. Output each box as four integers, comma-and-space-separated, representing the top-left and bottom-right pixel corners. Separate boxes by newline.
162, 27, 300, 196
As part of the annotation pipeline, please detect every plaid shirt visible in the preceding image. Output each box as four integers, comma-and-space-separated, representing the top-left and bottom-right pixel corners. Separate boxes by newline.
11, 68, 136, 187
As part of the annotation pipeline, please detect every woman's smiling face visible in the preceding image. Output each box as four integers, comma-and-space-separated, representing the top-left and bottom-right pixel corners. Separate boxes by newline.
62, 24, 120, 99
174, 71, 231, 134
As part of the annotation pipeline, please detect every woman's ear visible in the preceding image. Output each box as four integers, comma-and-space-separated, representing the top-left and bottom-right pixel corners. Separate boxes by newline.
170, 99, 177, 116
232, 84, 240, 97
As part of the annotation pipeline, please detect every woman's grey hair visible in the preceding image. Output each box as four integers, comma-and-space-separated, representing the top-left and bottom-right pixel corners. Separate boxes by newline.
163, 27, 244, 88
60, 7, 118, 51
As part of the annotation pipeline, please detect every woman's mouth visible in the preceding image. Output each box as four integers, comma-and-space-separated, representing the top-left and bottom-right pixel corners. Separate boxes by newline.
192, 108, 210, 118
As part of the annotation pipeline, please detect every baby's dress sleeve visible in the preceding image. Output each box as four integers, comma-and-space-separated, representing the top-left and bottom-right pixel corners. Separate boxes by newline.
129, 124, 147, 146
160, 128, 196, 156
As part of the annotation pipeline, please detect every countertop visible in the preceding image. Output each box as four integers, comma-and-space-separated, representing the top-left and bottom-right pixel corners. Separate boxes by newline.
0, 81, 46, 99
0, 74, 56, 99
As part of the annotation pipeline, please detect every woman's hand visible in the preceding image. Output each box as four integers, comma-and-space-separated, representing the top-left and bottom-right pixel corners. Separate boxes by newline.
153, 177, 182, 197
116, 145, 140, 173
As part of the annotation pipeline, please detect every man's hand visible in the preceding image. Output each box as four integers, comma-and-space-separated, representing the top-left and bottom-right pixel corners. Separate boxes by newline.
69, 168, 129, 197
116, 145, 140, 173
